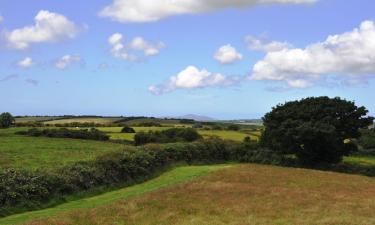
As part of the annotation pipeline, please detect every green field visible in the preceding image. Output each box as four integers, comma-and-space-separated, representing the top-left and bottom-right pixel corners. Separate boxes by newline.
0, 128, 126, 170
0, 165, 229, 225
43, 117, 122, 125
9, 164, 375, 225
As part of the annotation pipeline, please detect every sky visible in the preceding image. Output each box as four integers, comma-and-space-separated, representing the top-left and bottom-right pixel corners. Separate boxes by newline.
0, 0, 374, 119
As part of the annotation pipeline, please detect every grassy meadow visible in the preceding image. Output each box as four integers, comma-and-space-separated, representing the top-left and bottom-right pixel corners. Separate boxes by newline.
0, 128, 125, 170
12, 164, 375, 225
0, 165, 229, 225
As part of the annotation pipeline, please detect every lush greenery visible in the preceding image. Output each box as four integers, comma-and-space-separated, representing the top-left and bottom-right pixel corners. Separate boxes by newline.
134, 128, 202, 145
261, 97, 374, 165
19, 164, 375, 225
0, 138, 284, 216
0, 165, 227, 225
16, 128, 110, 141
121, 126, 135, 133
0, 113, 15, 129
359, 129, 375, 150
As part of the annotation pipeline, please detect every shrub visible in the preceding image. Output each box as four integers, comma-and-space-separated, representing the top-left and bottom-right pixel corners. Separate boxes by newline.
134, 128, 202, 145
359, 129, 375, 149
227, 124, 240, 131
121, 126, 135, 133
16, 128, 109, 141
0, 112, 15, 128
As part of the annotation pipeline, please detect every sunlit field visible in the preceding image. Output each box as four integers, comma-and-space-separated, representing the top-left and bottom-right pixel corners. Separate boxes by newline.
16, 164, 375, 225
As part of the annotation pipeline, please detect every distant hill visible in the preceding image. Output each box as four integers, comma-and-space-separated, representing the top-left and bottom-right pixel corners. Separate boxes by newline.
180, 114, 215, 122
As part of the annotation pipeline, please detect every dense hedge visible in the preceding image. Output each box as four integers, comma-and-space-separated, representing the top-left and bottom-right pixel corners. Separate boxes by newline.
134, 128, 202, 145
121, 126, 136, 133
0, 138, 285, 216
16, 128, 109, 141
359, 129, 375, 150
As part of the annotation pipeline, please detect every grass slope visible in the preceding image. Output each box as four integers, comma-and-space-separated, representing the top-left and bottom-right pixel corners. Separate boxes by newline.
0, 165, 229, 225
20, 164, 375, 225
0, 128, 125, 170
43, 117, 121, 125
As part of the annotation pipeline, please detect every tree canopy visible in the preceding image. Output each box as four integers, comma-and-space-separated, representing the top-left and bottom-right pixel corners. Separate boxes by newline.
0, 112, 15, 128
261, 97, 374, 165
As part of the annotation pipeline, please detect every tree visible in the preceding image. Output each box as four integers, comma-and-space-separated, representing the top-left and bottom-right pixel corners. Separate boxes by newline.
0, 112, 15, 128
121, 126, 135, 133
227, 124, 240, 131
261, 97, 373, 165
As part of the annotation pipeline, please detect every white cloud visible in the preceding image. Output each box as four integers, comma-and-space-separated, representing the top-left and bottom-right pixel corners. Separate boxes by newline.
250, 20, 375, 88
55, 55, 82, 69
149, 66, 239, 95
4, 10, 81, 50
17, 57, 34, 68
108, 33, 165, 60
245, 35, 291, 52
99, 0, 316, 23
214, 44, 243, 64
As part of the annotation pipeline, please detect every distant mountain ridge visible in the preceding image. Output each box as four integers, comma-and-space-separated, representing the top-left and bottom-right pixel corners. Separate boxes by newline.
179, 114, 216, 121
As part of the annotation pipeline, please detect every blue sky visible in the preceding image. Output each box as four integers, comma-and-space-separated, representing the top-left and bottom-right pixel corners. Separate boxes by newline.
0, 0, 374, 119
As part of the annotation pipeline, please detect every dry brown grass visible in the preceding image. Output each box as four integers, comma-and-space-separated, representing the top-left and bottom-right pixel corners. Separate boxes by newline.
24, 164, 375, 225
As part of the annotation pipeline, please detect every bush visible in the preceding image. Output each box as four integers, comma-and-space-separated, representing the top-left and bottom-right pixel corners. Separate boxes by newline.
121, 126, 135, 133
359, 129, 375, 149
134, 128, 202, 145
227, 124, 240, 131
0, 112, 15, 128
134, 122, 162, 127
16, 128, 109, 141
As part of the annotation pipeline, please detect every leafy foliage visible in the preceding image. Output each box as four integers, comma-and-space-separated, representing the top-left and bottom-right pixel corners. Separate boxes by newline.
134, 128, 202, 145
0, 112, 15, 128
261, 97, 374, 165
121, 126, 136, 133
16, 128, 109, 141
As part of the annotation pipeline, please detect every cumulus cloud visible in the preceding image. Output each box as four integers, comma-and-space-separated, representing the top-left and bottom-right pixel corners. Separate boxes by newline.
214, 44, 243, 64
149, 66, 240, 95
245, 35, 291, 52
17, 57, 34, 68
55, 55, 83, 69
108, 33, 165, 60
99, 0, 316, 23
250, 20, 375, 88
4, 10, 81, 50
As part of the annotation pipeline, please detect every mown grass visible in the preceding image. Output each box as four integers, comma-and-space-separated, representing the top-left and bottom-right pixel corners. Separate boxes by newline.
0, 128, 125, 171
20, 164, 375, 225
0, 165, 229, 225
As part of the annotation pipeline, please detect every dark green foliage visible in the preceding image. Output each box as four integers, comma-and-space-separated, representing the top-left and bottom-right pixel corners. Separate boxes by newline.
134, 128, 202, 145
192, 123, 203, 129
134, 122, 162, 127
0, 112, 15, 128
16, 128, 109, 141
227, 124, 240, 131
121, 126, 135, 133
358, 129, 375, 149
261, 97, 373, 165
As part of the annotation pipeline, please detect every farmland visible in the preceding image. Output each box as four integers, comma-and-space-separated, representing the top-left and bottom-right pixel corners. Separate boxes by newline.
1, 114, 375, 225
6, 164, 375, 225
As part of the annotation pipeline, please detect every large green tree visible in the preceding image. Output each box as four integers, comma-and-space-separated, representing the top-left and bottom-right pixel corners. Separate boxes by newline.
261, 97, 373, 165
0, 112, 15, 128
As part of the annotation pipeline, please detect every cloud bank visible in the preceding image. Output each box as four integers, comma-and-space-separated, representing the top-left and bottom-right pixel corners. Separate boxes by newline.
99, 0, 316, 23
250, 20, 375, 88
4, 10, 81, 50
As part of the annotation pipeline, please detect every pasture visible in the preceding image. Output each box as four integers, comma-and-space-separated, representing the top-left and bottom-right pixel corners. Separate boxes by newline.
12, 164, 375, 225
0, 128, 125, 170
43, 117, 122, 125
